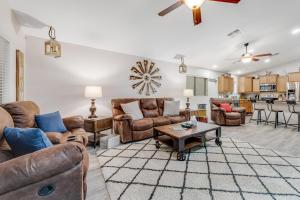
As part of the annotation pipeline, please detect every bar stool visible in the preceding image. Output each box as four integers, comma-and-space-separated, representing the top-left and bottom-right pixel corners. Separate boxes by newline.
266, 99, 287, 128
286, 100, 300, 132
249, 98, 267, 125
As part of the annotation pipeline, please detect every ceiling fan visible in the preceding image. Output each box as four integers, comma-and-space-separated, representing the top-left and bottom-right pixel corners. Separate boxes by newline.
231, 43, 279, 64
158, 0, 240, 26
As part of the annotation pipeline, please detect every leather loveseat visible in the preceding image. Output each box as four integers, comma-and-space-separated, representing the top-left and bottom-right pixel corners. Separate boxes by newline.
112, 98, 189, 143
0, 101, 89, 200
210, 98, 246, 126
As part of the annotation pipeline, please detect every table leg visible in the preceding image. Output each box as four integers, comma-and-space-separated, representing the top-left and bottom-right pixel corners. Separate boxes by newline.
215, 127, 222, 146
176, 139, 186, 161
154, 129, 161, 149
201, 134, 206, 147
93, 132, 97, 149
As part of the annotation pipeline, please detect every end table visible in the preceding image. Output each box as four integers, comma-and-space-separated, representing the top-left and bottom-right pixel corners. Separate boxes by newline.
84, 116, 113, 148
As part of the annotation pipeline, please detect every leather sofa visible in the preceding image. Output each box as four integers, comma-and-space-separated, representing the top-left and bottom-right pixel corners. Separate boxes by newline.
0, 102, 89, 200
112, 98, 189, 143
210, 98, 246, 126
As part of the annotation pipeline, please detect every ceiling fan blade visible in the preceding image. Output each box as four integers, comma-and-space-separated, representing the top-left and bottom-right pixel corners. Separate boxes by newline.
209, 0, 240, 3
253, 53, 272, 57
158, 0, 184, 16
192, 7, 202, 26
252, 57, 260, 62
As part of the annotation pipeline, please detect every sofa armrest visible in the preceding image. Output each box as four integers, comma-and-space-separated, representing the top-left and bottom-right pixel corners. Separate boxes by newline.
212, 107, 226, 112
0, 142, 87, 195
113, 114, 133, 121
232, 107, 246, 113
63, 115, 84, 130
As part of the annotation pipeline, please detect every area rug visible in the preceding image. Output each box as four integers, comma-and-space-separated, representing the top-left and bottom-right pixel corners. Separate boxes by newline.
97, 137, 300, 200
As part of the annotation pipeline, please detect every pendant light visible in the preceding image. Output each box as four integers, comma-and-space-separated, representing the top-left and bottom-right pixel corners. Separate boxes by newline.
45, 26, 61, 58
179, 56, 187, 74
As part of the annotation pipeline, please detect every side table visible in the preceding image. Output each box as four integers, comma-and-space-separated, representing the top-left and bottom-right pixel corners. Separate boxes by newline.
84, 116, 113, 148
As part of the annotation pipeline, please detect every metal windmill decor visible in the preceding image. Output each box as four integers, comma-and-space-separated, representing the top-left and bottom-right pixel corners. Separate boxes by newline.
129, 60, 162, 96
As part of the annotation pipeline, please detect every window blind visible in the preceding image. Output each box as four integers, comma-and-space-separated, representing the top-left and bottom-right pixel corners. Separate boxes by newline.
0, 36, 9, 104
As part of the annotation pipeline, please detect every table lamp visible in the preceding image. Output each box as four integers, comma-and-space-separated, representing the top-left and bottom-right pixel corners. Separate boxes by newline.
85, 86, 102, 118
184, 89, 193, 109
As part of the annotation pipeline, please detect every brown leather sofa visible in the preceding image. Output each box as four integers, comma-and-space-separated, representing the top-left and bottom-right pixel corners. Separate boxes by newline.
210, 98, 246, 126
112, 98, 189, 143
0, 102, 89, 200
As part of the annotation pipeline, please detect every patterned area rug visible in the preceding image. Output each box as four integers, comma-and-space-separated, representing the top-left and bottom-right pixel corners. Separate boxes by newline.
97, 137, 300, 200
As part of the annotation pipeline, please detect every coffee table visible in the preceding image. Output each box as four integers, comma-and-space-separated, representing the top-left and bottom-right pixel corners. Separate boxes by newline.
153, 122, 221, 161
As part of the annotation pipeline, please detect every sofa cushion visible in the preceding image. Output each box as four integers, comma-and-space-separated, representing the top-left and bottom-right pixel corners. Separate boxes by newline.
168, 115, 186, 124
35, 111, 67, 133
0, 150, 14, 163
121, 101, 144, 120
157, 98, 174, 116
4, 128, 53, 156
225, 112, 241, 119
0, 107, 14, 141
1, 101, 40, 128
163, 101, 180, 116
140, 98, 159, 118
152, 117, 171, 127
132, 119, 153, 131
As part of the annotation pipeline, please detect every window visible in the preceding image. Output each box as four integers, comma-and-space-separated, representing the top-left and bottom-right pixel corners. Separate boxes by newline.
186, 76, 208, 96
0, 36, 9, 104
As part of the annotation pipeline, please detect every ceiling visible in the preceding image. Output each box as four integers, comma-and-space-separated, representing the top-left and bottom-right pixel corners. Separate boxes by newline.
8, 0, 300, 75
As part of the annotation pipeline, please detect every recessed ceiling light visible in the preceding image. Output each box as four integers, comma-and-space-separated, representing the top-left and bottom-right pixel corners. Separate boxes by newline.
248, 49, 254, 53
236, 71, 241, 75
212, 65, 218, 68
264, 59, 271, 63
292, 28, 300, 35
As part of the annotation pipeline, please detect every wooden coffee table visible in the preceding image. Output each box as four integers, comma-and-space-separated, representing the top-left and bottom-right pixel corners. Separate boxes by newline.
153, 122, 222, 161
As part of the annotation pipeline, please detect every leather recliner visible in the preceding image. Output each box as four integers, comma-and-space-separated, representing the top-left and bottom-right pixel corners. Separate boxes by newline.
0, 102, 89, 200
112, 98, 189, 143
210, 98, 246, 126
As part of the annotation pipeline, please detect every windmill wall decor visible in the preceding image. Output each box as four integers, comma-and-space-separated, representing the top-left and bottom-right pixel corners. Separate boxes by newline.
129, 60, 162, 96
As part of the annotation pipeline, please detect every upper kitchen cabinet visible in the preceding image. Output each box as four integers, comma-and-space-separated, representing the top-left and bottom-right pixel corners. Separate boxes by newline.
277, 76, 288, 93
288, 72, 300, 82
238, 76, 253, 93
218, 75, 234, 93
252, 78, 260, 93
260, 74, 278, 84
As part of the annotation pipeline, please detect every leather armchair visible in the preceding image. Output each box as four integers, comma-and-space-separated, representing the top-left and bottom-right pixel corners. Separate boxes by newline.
112, 98, 188, 143
210, 98, 246, 126
0, 142, 88, 200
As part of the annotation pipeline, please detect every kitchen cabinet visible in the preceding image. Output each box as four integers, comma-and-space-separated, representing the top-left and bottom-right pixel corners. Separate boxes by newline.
253, 79, 260, 93
259, 75, 278, 84
239, 99, 253, 113
238, 77, 253, 93
277, 76, 288, 93
218, 75, 234, 93
288, 72, 300, 82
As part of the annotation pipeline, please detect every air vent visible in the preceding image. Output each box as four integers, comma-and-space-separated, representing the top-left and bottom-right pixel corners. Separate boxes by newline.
227, 29, 241, 38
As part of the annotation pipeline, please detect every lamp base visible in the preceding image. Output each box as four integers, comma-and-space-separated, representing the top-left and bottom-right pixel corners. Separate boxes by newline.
89, 99, 98, 119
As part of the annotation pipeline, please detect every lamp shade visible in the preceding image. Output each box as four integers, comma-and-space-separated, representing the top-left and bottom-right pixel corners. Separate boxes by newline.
184, 89, 194, 97
85, 86, 102, 98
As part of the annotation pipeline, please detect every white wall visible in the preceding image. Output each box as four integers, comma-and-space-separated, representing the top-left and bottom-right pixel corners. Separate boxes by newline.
0, 0, 25, 102
252, 59, 300, 76
25, 36, 220, 118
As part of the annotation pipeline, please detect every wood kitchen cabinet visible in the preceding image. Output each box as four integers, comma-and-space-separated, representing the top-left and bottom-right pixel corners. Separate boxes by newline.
239, 99, 253, 113
259, 75, 278, 84
238, 77, 253, 93
252, 79, 260, 93
218, 75, 233, 93
277, 76, 288, 93
288, 72, 300, 82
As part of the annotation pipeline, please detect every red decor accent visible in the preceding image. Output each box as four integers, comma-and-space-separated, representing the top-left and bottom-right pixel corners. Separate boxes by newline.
220, 103, 232, 112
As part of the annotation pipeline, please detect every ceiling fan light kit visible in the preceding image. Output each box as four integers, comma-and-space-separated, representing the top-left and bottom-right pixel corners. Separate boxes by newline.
158, 0, 240, 26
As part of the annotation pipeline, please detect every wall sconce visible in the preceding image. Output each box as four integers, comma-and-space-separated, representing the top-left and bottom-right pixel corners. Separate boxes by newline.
45, 26, 61, 58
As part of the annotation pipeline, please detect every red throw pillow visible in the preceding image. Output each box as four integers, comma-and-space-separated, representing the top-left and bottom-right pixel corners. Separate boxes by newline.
220, 103, 232, 112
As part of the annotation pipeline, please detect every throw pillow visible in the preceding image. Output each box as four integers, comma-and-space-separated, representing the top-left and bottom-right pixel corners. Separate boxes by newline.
35, 111, 67, 133
220, 103, 232, 112
121, 101, 144, 120
163, 100, 180, 116
4, 128, 53, 156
